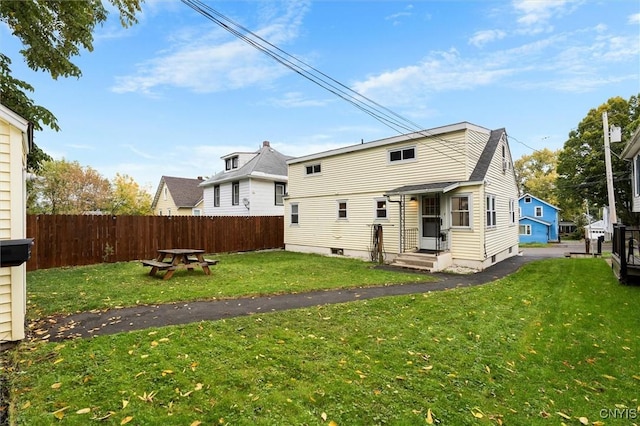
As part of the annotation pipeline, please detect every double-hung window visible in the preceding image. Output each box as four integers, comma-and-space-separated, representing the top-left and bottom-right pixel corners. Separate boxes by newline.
509, 198, 516, 225
535, 206, 543, 217
486, 195, 497, 227
375, 199, 387, 219
451, 195, 470, 227
231, 181, 240, 205
337, 200, 348, 219
274, 182, 286, 206
213, 185, 220, 207
519, 224, 531, 235
290, 203, 299, 224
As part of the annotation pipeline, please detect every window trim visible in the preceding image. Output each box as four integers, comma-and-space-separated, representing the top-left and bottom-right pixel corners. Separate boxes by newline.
213, 185, 220, 207
534, 206, 543, 217
486, 194, 497, 228
451, 194, 471, 228
337, 200, 348, 220
192, 208, 202, 216
374, 198, 388, 220
290, 203, 299, 225
635, 155, 640, 196
388, 146, 417, 164
225, 155, 239, 171
305, 163, 322, 175
519, 224, 532, 235
509, 198, 516, 225
274, 182, 286, 206
231, 181, 240, 206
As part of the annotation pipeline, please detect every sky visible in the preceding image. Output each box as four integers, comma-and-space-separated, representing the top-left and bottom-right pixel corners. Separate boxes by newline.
2, 0, 639, 193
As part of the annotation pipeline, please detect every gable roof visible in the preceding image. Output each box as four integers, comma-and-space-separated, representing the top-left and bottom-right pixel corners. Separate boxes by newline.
518, 193, 560, 210
152, 176, 204, 208
519, 216, 552, 227
201, 143, 293, 187
621, 126, 640, 159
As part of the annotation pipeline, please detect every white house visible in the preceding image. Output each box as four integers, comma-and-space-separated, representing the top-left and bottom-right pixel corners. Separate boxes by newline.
200, 141, 293, 216
284, 122, 520, 272
0, 104, 31, 346
621, 126, 640, 213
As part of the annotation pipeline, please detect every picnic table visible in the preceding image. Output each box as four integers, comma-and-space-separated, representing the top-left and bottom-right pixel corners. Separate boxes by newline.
142, 249, 218, 280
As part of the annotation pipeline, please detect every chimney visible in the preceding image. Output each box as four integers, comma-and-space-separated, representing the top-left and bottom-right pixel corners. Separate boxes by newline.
197, 176, 203, 180
263, 141, 270, 147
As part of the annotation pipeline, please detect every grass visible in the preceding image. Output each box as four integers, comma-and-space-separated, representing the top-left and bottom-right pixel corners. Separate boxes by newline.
25, 250, 436, 319
4, 255, 640, 425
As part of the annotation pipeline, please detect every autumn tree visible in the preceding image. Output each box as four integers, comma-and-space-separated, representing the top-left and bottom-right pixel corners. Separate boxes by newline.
0, 0, 143, 168
514, 148, 560, 206
30, 159, 111, 214
110, 173, 153, 215
556, 94, 640, 226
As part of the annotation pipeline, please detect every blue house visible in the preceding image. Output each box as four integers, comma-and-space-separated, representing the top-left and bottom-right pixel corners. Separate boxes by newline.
518, 193, 560, 243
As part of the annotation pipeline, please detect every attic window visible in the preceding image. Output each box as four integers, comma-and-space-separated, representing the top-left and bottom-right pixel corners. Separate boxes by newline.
306, 163, 321, 175
524, 196, 531, 203
389, 146, 416, 163
225, 156, 239, 171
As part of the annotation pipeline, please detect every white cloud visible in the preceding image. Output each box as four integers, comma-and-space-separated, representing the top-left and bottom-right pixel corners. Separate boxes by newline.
469, 29, 507, 47
111, 0, 311, 95
629, 13, 640, 24
267, 92, 333, 108
512, 0, 581, 33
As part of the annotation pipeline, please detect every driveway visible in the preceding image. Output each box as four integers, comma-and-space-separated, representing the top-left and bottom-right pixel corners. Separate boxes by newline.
32, 242, 597, 342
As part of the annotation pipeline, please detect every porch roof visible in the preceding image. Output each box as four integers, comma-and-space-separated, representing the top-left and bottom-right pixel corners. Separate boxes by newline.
385, 180, 483, 196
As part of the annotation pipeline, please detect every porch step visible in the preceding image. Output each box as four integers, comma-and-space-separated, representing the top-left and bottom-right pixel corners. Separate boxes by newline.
391, 252, 437, 271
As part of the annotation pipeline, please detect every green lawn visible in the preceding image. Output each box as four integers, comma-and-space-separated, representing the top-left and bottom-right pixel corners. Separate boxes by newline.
4, 254, 640, 425
25, 251, 436, 319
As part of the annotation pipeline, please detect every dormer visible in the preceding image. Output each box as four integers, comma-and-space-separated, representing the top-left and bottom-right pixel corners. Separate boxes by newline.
224, 155, 239, 171
221, 151, 256, 172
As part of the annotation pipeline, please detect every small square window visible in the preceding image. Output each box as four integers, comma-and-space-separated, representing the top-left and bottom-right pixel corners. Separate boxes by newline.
337, 201, 348, 219
306, 164, 321, 175
389, 146, 416, 163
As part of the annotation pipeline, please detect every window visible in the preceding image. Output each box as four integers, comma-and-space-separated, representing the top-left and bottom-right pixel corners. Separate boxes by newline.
486, 195, 497, 227
451, 195, 470, 227
305, 164, 321, 175
214, 185, 220, 207
290, 203, 299, 224
389, 146, 416, 163
225, 156, 239, 171
535, 206, 543, 217
337, 200, 348, 219
232, 181, 240, 205
193, 209, 202, 216
635, 155, 640, 196
167, 208, 172, 216
375, 199, 387, 219
274, 182, 286, 206
519, 224, 532, 235
509, 199, 516, 224
524, 196, 531, 203
163, 187, 168, 200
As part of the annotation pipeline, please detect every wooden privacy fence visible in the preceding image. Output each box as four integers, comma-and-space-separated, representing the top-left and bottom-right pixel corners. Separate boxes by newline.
26, 215, 284, 271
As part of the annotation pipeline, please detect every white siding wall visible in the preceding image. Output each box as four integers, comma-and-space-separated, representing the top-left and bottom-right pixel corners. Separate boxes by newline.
248, 179, 285, 216
203, 180, 250, 216
0, 109, 28, 343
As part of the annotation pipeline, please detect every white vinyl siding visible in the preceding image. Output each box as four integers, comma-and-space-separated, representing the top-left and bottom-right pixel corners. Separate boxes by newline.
202, 178, 286, 216
486, 194, 497, 227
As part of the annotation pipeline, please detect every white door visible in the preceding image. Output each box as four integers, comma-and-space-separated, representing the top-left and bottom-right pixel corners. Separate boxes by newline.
420, 195, 441, 251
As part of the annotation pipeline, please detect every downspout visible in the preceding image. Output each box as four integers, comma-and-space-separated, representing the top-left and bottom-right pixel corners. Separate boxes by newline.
386, 195, 404, 253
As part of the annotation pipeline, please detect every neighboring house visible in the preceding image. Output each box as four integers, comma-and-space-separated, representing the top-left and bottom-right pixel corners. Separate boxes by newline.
152, 176, 205, 216
585, 219, 608, 241
0, 104, 31, 345
200, 141, 293, 216
621, 126, 640, 213
284, 122, 520, 272
518, 193, 560, 243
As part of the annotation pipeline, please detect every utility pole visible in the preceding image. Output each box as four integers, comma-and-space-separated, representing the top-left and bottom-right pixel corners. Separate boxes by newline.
602, 111, 621, 229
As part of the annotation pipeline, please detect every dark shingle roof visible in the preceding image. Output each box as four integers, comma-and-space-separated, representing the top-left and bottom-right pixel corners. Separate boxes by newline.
154, 176, 204, 208
469, 128, 505, 181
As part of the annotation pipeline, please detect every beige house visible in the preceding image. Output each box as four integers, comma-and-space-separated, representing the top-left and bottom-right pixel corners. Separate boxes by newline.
285, 122, 520, 272
152, 176, 205, 216
0, 104, 31, 345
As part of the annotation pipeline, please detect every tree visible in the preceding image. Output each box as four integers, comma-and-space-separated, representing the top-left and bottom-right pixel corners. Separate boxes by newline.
31, 159, 111, 214
110, 173, 153, 215
514, 148, 560, 206
0, 0, 143, 168
556, 94, 640, 226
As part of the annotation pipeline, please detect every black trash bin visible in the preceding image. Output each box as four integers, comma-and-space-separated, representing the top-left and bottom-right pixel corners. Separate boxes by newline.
0, 238, 34, 267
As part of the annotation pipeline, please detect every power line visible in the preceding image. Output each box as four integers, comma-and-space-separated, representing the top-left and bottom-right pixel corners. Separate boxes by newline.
180, 0, 470, 165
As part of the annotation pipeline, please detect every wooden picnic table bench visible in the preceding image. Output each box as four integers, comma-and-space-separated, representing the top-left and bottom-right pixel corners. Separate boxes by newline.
142, 249, 218, 280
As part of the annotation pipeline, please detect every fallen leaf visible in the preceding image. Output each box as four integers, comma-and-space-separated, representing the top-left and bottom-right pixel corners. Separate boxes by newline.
578, 417, 589, 425
51, 382, 62, 389
76, 408, 91, 414
121, 415, 133, 424
321, 412, 328, 421
190, 421, 202, 426
426, 408, 434, 424
52, 407, 69, 420
556, 412, 571, 420
329, 421, 338, 426
21, 401, 31, 410
53, 358, 64, 365
122, 400, 129, 409
602, 374, 617, 380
